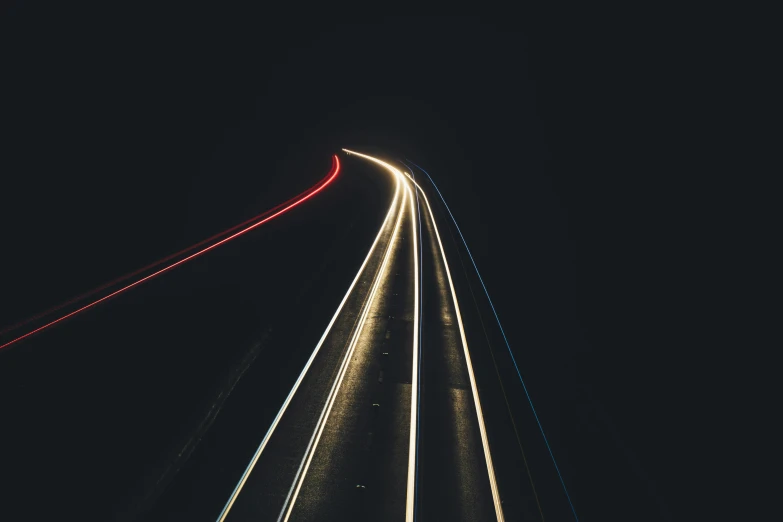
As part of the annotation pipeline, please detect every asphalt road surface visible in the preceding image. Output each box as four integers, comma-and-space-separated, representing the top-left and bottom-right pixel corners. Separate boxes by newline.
1, 150, 561, 522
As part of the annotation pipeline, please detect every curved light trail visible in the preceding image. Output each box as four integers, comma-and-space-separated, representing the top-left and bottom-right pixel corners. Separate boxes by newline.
405, 159, 579, 522
217, 156, 404, 522
405, 179, 420, 522
0, 156, 342, 352
342, 149, 421, 522
0, 156, 341, 341
411, 164, 425, 520
401, 168, 506, 522
278, 168, 408, 522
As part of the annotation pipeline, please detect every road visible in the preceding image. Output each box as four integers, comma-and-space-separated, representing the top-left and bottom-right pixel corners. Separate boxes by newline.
1, 149, 554, 522
181, 151, 513, 522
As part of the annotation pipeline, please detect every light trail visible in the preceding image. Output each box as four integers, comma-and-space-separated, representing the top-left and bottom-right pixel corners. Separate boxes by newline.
342, 149, 421, 522
404, 159, 579, 522
0, 156, 341, 341
0, 156, 342, 352
216, 156, 403, 522
402, 169, 506, 522
278, 169, 407, 522
405, 180, 420, 522
410, 164, 425, 520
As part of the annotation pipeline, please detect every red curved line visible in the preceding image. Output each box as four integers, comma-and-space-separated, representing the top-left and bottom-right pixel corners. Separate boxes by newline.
0, 154, 341, 351
0, 157, 339, 339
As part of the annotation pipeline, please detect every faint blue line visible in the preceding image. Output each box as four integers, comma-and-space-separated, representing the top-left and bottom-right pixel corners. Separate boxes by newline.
405, 158, 579, 522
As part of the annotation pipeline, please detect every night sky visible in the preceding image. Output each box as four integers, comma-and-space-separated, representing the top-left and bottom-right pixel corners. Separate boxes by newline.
1, 7, 721, 521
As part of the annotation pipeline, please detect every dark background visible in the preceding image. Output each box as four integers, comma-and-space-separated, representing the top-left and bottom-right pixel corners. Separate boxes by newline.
1, 7, 727, 521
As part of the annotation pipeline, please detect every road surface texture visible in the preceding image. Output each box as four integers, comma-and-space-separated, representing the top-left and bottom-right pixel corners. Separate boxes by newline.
1, 150, 557, 522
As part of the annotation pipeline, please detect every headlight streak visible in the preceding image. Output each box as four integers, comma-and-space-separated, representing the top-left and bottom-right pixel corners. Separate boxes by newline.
0, 156, 342, 352
401, 169, 505, 522
405, 180, 420, 522
404, 160, 579, 522
342, 149, 421, 522
410, 167, 425, 522
216, 161, 402, 522
277, 169, 407, 522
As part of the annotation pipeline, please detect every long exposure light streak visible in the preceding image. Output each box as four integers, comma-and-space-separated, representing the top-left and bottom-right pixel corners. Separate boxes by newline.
342, 149, 420, 522
0, 157, 341, 341
402, 169, 505, 522
410, 166, 424, 520
217, 155, 403, 522
405, 180, 420, 522
404, 159, 579, 522
0, 156, 342, 352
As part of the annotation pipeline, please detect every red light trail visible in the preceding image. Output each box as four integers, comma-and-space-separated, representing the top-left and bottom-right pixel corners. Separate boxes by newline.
0, 155, 341, 351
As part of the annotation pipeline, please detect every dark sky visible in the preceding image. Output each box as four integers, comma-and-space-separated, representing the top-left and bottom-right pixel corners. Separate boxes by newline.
1, 7, 725, 521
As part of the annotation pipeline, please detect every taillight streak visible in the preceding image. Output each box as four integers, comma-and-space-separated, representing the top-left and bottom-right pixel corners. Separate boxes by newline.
0, 155, 341, 351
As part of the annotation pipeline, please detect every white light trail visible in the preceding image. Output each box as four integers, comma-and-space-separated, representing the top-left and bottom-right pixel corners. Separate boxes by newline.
405, 181, 420, 522
217, 162, 403, 522
342, 149, 420, 522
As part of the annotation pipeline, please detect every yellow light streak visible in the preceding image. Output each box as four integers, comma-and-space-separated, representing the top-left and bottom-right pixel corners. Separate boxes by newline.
406, 181, 420, 522
342, 149, 421, 522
